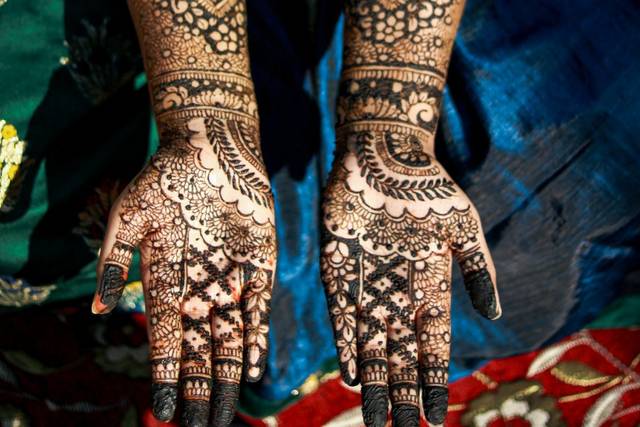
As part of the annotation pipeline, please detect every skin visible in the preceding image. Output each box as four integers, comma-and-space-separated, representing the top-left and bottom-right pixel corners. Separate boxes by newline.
321, 0, 502, 425
91, 1, 275, 426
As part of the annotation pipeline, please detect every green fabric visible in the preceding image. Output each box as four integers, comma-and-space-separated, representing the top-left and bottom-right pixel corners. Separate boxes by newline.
587, 294, 640, 329
0, 0, 157, 304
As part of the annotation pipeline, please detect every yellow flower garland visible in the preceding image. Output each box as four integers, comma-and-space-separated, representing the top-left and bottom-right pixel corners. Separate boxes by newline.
0, 119, 26, 208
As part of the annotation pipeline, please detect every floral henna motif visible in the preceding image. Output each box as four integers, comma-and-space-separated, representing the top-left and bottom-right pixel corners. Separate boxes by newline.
343, 0, 461, 71
97, 121, 275, 426
323, 1, 500, 425
94, 1, 275, 425
130, 0, 250, 76
321, 162, 495, 425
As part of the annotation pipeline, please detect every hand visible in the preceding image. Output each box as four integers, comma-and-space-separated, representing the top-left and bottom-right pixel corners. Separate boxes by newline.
321, 128, 501, 426
92, 117, 276, 427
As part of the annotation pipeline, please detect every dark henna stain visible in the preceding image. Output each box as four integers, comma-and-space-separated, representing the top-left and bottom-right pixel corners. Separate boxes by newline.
464, 268, 498, 319
181, 400, 209, 427
423, 386, 448, 425
151, 383, 178, 422
391, 404, 420, 427
459, 252, 498, 319
362, 385, 389, 427
97, 264, 126, 311
210, 382, 240, 427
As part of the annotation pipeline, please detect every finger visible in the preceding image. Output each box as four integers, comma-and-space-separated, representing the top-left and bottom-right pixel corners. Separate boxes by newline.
241, 265, 273, 382
451, 207, 502, 320
210, 263, 244, 427
92, 187, 147, 314
91, 174, 157, 314
387, 316, 420, 427
146, 240, 185, 422
358, 309, 389, 427
179, 304, 213, 427
320, 238, 359, 386
141, 242, 178, 422
416, 299, 452, 425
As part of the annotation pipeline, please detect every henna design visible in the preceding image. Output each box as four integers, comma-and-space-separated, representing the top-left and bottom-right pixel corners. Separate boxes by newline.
96, 241, 136, 311
322, 1, 500, 424
182, 400, 210, 427
99, 122, 275, 425
392, 405, 420, 427
130, 0, 251, 77
206, 117, 272, 208
211, 382, 240, 427
94, 1, 276, 425
457, 247, 499, 319
423, 386, 448, 424
353, 130, 455, 202
96, 264, 127, 312
361, 385, 389, 427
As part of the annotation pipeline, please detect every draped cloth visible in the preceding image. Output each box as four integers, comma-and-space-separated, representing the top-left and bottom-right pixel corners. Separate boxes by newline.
0, 0, 638, 411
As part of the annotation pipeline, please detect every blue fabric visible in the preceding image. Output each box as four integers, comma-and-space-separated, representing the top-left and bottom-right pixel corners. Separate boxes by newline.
247, 0, 640, 400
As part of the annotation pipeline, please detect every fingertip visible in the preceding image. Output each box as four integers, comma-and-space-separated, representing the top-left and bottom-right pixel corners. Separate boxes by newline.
151, 383, 177, 422
90, 297, 110, 315
423, 386, 448, 425
391, 404, 419, 427
210, 382, 240, 427
242, 340, 268, 382
487, 304, 502, 320
361, 385, 389, 427
339, 364, 359, 387
180, 400, 209, 427
92, 264, 127, 315
460, 264, 500, 320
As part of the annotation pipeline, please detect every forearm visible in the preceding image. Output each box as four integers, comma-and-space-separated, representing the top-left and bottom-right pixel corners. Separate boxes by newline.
338, 0, 466, 154
127, 0, 272, 214
127, 0, 258, 133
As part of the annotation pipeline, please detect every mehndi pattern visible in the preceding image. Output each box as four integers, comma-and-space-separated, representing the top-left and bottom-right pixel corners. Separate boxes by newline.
94, 1, 275, 426
322, 1, 500, 426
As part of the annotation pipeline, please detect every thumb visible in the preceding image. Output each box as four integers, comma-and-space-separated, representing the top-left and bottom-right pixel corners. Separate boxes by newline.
92, 188, 146, 314
452, 207, 502, 320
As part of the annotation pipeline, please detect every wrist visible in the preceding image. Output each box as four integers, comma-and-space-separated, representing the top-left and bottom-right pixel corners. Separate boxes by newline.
336, 66, 443, 157
152, 71, 258, 124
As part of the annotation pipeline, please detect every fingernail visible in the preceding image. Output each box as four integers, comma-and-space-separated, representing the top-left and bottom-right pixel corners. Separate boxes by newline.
210, 382, 240, 427
423, 386, 448, 425
361, 385, 388, 427
151, 383, 177, 422
91, 297, 107, 315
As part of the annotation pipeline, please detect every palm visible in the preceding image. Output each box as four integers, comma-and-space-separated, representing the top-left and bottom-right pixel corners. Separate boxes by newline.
321, 129, 500, 426
94, 117, 275, 426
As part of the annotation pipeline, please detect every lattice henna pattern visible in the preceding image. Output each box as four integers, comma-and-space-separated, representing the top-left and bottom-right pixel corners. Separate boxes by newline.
321, 2, 500, 425
97, 123, 275, 426
94, 2, 277, 426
